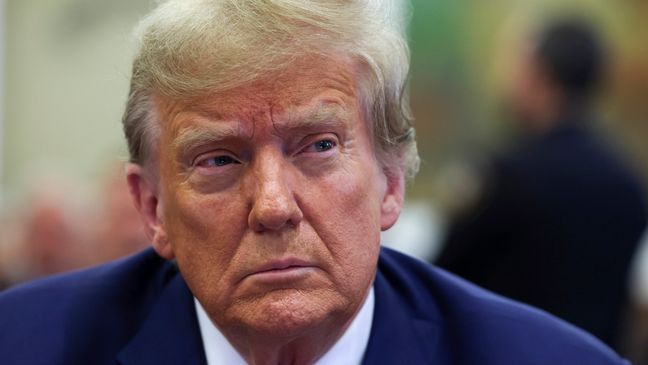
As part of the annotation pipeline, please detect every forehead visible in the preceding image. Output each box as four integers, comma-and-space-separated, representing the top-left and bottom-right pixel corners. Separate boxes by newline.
156, 55, 365, 132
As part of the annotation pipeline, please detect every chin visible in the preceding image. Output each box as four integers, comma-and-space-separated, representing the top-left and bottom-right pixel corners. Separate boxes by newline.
232, 288, 349, 338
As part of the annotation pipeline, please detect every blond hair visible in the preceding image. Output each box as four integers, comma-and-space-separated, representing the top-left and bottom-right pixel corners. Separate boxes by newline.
123, 0, 419, 180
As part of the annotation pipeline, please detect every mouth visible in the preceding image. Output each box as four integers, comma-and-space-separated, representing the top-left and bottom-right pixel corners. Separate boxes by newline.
244, 258, 318, 284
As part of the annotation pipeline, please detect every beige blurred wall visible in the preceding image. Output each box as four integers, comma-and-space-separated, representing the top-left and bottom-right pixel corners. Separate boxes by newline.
2, 0, 149, 205
1, 0, 6, 196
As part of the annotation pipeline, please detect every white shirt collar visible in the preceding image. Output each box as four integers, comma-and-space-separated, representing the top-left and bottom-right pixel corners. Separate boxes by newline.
194, 287, 375, 365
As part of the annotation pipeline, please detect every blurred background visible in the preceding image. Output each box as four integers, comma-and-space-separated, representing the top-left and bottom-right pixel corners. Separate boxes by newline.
0, 0, 647, 362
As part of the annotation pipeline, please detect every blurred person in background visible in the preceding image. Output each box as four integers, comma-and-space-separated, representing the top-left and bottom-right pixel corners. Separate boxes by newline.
19, 196, 77, 278
0, 171, 190, 287
0, 166, 148, 288
90, 165, 149, 264
435, 17, 648, 350
0, 184, 88, 285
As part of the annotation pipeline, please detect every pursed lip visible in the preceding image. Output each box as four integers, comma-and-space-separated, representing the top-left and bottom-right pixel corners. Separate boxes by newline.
243, 258, 318, 280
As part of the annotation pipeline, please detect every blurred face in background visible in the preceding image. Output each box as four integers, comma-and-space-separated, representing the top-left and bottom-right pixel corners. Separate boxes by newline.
128, 55, 405, 339
507, 46, 561, 134
96, 169, 149, 262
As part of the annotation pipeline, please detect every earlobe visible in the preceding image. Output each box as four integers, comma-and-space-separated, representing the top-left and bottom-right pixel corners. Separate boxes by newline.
380, 169, 405, 231
125, 163, 175, 260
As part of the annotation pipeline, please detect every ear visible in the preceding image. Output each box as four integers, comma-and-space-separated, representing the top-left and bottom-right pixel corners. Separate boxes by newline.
380, 168, 405, 231
125, 163, 174, 260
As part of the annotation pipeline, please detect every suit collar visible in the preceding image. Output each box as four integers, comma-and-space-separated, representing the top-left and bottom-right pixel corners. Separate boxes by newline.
117, 274, 207, 365
362, 260, 447, 364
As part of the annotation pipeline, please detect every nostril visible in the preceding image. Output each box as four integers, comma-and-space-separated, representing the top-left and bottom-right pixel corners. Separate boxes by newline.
248, 193, 303, 232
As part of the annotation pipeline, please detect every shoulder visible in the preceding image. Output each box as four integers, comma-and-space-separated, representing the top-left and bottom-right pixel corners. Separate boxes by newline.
377, 247, 627, 364
0, 248, 174, 313
0, 248, 178, 363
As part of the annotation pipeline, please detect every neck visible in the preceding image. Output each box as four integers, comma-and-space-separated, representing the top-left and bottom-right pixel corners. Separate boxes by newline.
221, 289, 372, 365
524, 98, 589, 136
234, 325, 347, 365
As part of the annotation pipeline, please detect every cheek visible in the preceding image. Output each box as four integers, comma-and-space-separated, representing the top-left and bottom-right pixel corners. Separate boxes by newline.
162, 185, 248, 293
305, 161, 384, 283
168, 191, 244, 244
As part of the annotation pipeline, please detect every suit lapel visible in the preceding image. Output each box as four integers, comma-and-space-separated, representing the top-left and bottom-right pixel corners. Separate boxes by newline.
362, 269, 447, 365
117, 274, 207, 365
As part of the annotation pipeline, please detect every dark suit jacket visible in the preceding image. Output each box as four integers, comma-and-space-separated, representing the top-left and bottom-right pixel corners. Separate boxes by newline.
436, 116, 647, 348
0, 247, 627, 364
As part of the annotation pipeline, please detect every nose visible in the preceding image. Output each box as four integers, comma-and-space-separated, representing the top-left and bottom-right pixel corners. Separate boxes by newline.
247, 153, 303, 233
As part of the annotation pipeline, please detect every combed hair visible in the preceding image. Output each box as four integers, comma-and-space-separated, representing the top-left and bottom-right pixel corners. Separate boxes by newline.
123, 0, 420, 180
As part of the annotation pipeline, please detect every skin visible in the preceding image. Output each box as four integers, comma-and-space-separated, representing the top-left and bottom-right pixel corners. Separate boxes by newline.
509, 46, 564, 135
126, 55, 405, 365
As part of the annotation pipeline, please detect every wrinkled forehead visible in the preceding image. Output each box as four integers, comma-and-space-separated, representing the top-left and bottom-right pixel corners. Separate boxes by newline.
153, 54, 371, 136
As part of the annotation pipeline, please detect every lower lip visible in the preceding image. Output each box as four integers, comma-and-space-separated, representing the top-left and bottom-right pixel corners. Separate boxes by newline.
247, 266, 316, 284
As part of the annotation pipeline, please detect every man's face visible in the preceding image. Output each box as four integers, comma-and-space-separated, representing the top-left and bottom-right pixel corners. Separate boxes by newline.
507, 46, 558, 132
130, 56, 404, 338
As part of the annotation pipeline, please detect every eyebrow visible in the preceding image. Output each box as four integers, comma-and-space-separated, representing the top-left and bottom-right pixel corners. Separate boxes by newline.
274, 103, 350, 135
173, 121, 244, 160
173, 102, 351, 159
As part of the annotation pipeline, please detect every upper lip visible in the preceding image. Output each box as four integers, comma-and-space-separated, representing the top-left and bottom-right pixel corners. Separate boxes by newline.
246, 258, 316, 277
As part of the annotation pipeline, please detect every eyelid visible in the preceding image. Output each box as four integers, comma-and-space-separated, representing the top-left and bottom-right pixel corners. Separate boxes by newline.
297, 133, 339, 154
191, 150, 240, 167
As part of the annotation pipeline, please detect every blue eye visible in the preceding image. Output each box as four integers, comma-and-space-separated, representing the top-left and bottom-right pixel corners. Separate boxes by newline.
199, 155, 239, 167
313, 139, 335, 152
